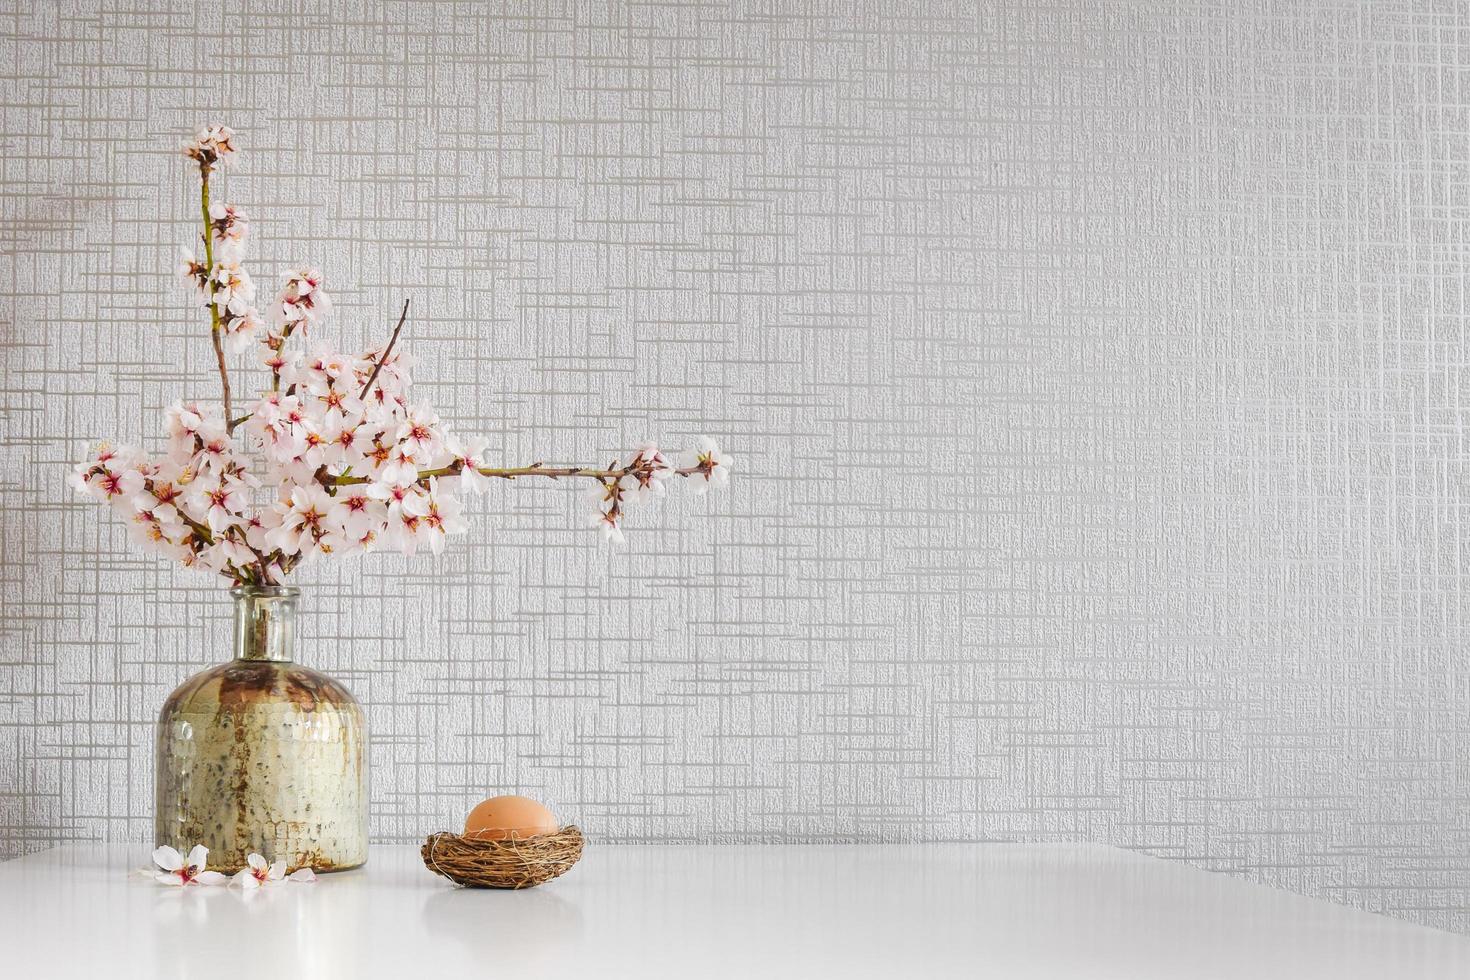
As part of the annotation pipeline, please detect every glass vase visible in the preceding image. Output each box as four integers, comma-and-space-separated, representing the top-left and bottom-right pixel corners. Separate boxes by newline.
154, 585, 368, 873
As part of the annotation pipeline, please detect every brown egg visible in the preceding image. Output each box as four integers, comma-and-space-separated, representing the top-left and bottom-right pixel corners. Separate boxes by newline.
464, 795, 559, 841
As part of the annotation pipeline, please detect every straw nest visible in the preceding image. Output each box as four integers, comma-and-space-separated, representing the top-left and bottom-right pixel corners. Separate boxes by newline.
421, 827, 584, 889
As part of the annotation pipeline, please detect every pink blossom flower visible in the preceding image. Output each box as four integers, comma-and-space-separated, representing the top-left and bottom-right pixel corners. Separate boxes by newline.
396, 404, 443, 460
264, 486, 334, 555
152, 844, 227, 886
259, 337, 288, 373
185, 473, 249, 534
90, 463, 145, 504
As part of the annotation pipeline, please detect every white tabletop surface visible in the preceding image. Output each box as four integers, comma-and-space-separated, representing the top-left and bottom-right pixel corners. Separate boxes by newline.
3, 843, 1465, 978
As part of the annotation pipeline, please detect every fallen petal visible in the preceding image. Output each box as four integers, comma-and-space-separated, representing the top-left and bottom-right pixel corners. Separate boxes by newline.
185, 844, 209, 871
152, 845, 184, 872
287, 867, 316, 882
193, 871, 227, 886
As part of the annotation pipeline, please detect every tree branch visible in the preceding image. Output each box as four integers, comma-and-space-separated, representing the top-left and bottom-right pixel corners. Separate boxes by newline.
200, 172, 235, 429
360, 298, 410, 400
326, 461, 706, 488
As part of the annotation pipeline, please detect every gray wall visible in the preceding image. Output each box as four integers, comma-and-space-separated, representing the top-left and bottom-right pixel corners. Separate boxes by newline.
3, 0, 1467, 931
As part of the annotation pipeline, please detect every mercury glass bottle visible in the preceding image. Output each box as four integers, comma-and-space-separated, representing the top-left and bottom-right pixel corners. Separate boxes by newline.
155, 586, 367, 873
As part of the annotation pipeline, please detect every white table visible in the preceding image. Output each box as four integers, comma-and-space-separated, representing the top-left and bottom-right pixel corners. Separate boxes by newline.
3, 843, 1465, 978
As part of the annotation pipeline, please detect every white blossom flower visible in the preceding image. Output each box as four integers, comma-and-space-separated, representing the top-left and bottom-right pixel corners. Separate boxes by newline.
380, 444, 424, 487
316, 415, 365, 469
319, 523, 378, 557
223, 308, 264, 354
193, 431, 241, 474
624, 443, 674, 504
592, 507, 625, 544
152, 844, 227, 886
356, 437, 396, 481
418, 478, 467, 555
587, 476, 631, 545
448, 435, 492, 493
177, 249, 209, 296
129, 506, 190, 557
232, 852, 286, 889
290, 346, 356, 396
183, 125, 237, 171
241, 512, 272, 552
259, 337, 288, 374
211, 260, 256, 317
314, 384, 364, 423
367, 478, 425, 520
208, 201, 248, 256
165, 401, 226, 460
328, 487, 383, 539
200, 536, 258, 575
681, 436, 734, 493
269, 267, 331, 331
244, 393, 309, 463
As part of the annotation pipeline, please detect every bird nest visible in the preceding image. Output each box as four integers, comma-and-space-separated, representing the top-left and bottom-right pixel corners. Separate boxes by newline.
421, 827, 584, 889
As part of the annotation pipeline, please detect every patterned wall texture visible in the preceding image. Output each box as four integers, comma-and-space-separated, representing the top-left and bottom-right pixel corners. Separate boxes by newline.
2, 0, 1468, 931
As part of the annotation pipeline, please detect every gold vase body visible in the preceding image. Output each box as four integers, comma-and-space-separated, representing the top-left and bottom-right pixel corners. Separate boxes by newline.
154, 586, 367, 873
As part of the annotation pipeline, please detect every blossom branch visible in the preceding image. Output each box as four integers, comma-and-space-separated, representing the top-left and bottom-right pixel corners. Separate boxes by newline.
329, 461, 707, 487
360, 299, 410, 400
199, 173, 235, 429
71, 125, 734, 586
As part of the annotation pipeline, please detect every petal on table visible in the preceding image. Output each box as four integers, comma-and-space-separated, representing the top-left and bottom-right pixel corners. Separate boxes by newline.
152, 845, 183, 872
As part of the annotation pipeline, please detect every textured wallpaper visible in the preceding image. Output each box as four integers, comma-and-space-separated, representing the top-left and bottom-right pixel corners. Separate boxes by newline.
3, 0, 1469, 931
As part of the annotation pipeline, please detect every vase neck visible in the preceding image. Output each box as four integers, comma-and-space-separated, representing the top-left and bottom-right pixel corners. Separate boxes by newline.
231, 586, 299, 663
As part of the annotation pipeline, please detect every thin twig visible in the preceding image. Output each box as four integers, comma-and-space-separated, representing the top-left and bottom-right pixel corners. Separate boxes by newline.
327, 462, 706, 488
360, 298, 410, 400
200, 172, 235, 429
